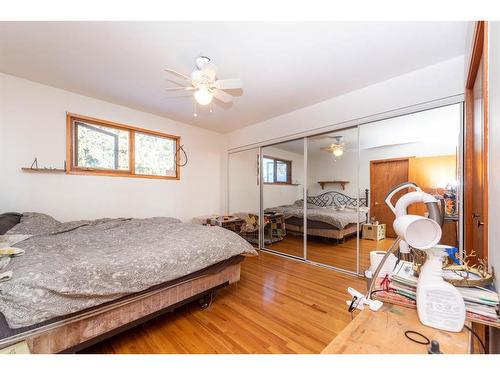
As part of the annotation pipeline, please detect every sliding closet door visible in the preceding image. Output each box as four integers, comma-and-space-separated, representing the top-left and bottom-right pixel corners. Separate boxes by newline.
305, 128, 359, 273
262, 139, 305, 259
228, 149, 260, 247
358, 104, 462, 275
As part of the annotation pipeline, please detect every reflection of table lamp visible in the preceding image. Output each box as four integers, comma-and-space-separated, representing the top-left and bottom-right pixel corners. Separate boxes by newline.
347, 182, 444, 311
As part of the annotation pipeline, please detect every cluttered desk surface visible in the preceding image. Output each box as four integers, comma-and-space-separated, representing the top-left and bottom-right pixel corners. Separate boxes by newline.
321, 304, 470, 354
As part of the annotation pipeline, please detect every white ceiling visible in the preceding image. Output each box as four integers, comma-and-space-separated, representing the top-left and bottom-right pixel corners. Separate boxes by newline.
0, 21, 468, 133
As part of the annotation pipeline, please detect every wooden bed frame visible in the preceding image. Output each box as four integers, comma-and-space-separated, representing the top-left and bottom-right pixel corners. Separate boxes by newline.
0, 261, 241, 354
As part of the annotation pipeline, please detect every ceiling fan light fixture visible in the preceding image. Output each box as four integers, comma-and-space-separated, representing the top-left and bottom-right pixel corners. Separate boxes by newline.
333, 147, 344, 157
194, 87, 213, 106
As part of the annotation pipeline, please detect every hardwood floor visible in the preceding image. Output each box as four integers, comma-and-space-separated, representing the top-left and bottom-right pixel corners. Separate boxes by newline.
265, 235, 396, 274
82, 251, 366, 354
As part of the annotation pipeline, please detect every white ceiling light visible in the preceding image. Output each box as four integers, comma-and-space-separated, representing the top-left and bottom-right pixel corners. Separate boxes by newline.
194, 86, 213, 106
333, 147, 344, 157
165, 56, 243, 108
321, 136, 345, 157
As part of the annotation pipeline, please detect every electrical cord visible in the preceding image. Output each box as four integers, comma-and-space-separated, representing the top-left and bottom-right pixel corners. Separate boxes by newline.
404, 330, 430, 345
464, 325, 487, 354
369, 289, 388, 298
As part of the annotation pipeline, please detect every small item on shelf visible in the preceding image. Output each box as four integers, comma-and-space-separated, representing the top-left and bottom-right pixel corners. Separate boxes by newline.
376, 259, 500, 327
413, 247, 494, 287
22, 156, 66, 173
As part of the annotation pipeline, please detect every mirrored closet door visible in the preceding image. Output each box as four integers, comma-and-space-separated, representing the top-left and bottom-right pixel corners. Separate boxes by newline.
228, 148, 260, 247
227, 102, 463, 278
358, 103, 462, 275
305, 127, 360, 273
262, 139, 305, 259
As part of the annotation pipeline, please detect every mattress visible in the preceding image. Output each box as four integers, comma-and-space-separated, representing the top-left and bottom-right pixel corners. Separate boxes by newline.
0, 255, 244, 341
1, 213, 256, 328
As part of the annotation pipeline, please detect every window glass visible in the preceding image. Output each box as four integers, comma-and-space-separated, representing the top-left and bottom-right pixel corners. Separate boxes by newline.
263, 157, 275, 183
276, 161, 288, 182
75, 121, 129, 170
135, 132, 177, 177
69, 115, 180, 179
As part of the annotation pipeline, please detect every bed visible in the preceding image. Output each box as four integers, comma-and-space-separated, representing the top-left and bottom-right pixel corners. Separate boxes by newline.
0, 213, 257, 353
265, 190, 369, 241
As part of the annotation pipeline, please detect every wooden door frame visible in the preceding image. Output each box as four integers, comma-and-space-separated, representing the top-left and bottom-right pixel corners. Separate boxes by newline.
464, 21, 489, 264
464, 21, 490, 354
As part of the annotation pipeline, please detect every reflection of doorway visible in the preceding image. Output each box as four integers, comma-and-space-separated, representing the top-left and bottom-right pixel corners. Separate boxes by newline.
369, 158, 409, 237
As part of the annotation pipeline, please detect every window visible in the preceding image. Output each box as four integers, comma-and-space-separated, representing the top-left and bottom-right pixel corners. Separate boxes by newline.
67, 114, 180, 179
262, 156, 292, 184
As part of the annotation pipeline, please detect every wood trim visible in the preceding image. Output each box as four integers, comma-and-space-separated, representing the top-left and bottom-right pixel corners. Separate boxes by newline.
464, 88, 474, 255
466, 22, 485, 89
464, 21, 489, 263
65, 115, 72, 173
370, 156, 415, 164
66, 113, 180, 180
66, 113, 181, 141
464, 21, 489, 353
482, 21, 489, 266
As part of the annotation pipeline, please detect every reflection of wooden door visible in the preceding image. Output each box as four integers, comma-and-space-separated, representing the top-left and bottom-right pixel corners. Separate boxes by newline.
465, 21, 489, 264
370, 158, 409, 237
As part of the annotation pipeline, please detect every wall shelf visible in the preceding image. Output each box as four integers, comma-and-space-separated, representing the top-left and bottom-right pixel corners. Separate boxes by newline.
317, 180, 350, 190
21, 168, 66, 174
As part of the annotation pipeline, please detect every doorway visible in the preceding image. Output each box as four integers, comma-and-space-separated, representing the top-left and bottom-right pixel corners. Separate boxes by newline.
370, 158, 409, 238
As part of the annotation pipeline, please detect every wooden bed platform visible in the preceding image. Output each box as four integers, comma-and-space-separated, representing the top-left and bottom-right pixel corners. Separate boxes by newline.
0, 260, 241, 354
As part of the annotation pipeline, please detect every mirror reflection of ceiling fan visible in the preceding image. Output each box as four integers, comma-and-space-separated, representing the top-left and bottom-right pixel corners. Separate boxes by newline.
164, 56, 243, 107
319, 136, 345, 157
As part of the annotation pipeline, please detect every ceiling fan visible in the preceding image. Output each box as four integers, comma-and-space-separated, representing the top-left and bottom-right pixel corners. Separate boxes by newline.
320, 136, 345, 157
165, 56, 243, 106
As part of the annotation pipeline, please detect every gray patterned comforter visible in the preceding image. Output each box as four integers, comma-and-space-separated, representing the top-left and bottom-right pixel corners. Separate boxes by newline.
265, 204, 364, 229
0, 213, 257, 328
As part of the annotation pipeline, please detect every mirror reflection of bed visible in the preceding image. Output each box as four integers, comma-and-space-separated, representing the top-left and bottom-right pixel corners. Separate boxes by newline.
227, 103, 461, 277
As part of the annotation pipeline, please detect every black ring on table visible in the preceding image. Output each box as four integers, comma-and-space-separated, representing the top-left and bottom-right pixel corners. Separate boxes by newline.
404, 330, 430, 345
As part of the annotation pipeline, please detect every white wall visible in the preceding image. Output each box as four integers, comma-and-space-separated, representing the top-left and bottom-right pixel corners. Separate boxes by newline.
228, 57, 464, 149
228, 148, 259, 214
0, 73, 227, 222
488, 21, 500, 354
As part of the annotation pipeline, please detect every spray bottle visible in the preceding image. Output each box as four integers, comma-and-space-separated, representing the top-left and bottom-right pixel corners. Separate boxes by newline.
416, 245, 466, 332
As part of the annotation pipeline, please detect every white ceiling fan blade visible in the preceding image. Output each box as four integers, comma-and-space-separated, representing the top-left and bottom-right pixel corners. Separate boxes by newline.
214, 78, 243, 90
165, 87, 196, 91
166, 78, 191, 87
212, 88, 233, 103
164, 69, 191, 81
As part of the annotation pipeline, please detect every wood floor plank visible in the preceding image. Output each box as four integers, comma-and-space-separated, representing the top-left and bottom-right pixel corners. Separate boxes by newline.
82, 251, 366, 354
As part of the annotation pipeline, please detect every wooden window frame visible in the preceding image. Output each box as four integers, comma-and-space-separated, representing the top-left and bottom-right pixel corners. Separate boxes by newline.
66, 113, 180, 180
262, 155, 292, 185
